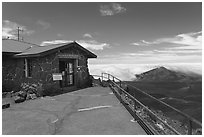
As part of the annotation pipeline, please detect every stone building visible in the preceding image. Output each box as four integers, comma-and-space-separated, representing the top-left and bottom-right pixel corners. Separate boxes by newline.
2, 39, 97, 94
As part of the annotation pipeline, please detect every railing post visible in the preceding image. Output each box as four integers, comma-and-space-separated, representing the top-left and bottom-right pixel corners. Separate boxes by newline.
118, 89, 123, 103
120, 80, 122, 88
101, 73, 103, 81
134, 99, 137, 122
133, 89, 137, 122
188, 120, 192, 135
108, 74, 110, 80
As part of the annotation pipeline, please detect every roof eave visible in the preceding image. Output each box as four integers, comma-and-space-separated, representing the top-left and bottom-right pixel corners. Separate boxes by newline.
14, 54, 41, 58
87, 55, 97, 58
2, 51, 20, 56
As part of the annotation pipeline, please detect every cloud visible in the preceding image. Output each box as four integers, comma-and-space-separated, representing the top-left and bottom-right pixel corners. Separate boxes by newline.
100, 3, 126, 16
40, 39, 109, 50
90, 64, 136, 81
40, 40, 73, 46
153, 49, 201, 54
89, 63, 202, 81
121, 53, 148, 56
128, 31, 202, 65
131, 31, 202, 49
122, 51, 201, 63
155, 31, 202, 50
89, 49, 201, 66
77, 40, 109, 50
83, 33, 93, 38
131, 43, 140, 46
141, 40, 151, 44
89, 31, 202, 80
36, 20, 50, 29
130, 40, 152, 46
2, 20, 34, 39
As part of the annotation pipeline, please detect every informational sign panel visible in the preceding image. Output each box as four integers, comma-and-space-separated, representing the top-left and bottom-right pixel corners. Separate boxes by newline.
52, 73, 62, 81
58, 54, 79, 59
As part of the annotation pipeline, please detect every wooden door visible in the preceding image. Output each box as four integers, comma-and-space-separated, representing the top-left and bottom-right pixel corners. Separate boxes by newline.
59, 60, 74, 87
65, 61, 74, 86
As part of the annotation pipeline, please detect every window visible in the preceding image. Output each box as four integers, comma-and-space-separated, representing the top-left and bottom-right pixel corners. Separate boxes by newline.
25, 58, 32, 77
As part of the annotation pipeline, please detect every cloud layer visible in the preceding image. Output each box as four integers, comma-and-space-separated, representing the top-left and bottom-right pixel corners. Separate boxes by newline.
2, 20, 34, 39
89, 63, 202, 81
131, 31, 202, 50
89, 31, 202, 80
100, 3, 126, 16
128, 31, 202, 65
89, 49, 201, 65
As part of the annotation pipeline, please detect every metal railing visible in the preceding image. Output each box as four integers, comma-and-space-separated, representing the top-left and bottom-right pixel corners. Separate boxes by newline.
91, 73, 202, 135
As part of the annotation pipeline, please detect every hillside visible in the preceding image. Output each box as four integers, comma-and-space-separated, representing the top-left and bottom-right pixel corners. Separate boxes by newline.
127, 66, 202, 123
134, 66, 201, 82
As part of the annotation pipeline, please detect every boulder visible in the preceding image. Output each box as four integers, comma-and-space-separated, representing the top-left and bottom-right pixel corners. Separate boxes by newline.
26, 93, 31, 100
2, 103, 10, 109
3, 92, 12, 98
26, 93, 37, 100
31, 84, 38, 88
27, 90, 35, 94
6, 92, 12, 97
17, 91, 27, 98
30, 94, 37, 99
10, 91, 15, 97
14, 96, 25, 103
2, 92, 8, 98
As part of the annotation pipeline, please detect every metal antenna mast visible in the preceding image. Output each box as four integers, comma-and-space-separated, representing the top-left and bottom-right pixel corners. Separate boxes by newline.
17, 27, 24, 41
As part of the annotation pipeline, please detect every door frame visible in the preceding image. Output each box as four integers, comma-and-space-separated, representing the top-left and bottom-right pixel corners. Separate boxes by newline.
59, 59, 75, 87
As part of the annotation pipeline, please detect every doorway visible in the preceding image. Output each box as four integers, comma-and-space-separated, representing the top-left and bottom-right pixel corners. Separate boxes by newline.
59, 59, 75, 87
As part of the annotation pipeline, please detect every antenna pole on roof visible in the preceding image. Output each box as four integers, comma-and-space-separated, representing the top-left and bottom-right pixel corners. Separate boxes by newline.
17, 27, 24, 41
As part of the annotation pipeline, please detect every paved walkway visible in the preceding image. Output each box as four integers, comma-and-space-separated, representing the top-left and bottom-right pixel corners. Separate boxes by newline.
2, 87, 146, 135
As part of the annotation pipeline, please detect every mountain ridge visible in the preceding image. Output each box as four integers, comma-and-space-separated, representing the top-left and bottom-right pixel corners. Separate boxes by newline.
134, 66, 201, 82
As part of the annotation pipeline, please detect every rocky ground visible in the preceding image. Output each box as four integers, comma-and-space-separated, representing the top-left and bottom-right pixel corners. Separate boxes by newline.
2, 83, 42, 109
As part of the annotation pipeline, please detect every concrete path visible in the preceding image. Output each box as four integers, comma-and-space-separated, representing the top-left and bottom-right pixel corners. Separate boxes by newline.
2, 87, 146, 135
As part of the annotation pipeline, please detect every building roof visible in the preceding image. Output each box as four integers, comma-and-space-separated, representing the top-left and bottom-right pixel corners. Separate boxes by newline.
16, 42, 73, 57
2, 39, 39, 53
2, 39, 97, 58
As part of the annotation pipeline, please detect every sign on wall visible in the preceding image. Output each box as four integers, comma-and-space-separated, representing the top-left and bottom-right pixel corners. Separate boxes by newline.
58, 54, 79, 59
52, 73, 62, 81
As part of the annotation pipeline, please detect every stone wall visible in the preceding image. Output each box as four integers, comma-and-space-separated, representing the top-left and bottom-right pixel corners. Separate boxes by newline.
2, 55, 22, 91
2, 46, 92, 93
2, 53, 59, 92
30, 53, 59, 85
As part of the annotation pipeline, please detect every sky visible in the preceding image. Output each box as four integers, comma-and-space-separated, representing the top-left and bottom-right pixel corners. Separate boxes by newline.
2, 2, 202, 80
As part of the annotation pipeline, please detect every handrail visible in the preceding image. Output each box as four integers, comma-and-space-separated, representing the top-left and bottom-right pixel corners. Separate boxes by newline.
127, 83, 202, 126
91, 75, 102, 79
110, 80, 181, 135
102, 72, 202, 126
92, 73, 202, 135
